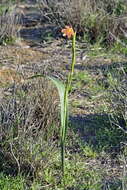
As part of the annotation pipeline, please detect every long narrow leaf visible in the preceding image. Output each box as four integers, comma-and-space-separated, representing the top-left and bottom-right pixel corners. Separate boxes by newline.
47, 76, 68, 131
27, 71, 70, 177
47, 76, 68, 175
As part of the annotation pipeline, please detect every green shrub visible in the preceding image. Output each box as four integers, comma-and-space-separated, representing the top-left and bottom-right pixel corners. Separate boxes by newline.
0, 78, 60, 177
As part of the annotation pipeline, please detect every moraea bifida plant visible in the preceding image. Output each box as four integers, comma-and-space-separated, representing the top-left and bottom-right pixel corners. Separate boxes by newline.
28, 26, 76, 179
60, 26, 76, 176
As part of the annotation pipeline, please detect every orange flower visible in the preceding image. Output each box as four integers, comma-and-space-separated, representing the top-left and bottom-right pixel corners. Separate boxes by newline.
61, 26, 75, 39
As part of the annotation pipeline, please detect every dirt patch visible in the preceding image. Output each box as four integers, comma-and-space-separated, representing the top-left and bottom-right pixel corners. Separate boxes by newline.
0, 44, 50, 66
0, 68, 24, 86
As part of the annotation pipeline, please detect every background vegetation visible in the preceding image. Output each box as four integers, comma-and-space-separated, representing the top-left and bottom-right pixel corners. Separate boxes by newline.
38, 0, 127, 47
0, 0, 127, 189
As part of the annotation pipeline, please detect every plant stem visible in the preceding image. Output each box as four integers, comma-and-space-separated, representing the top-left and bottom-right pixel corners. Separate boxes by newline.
61, 32, 76, 179
61, 139, 65, 175
68, 32, 76, 90
71, 32, 76, 76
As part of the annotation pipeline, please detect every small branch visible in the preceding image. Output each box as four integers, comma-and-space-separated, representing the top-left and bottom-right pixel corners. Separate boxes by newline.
10, 142, 20, 174
109, 31, 127, 47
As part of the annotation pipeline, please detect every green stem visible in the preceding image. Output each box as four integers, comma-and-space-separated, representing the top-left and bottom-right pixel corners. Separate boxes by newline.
61, 32, 76, 181
71, 32, 76, 76
61, 139, 65, 175
61, 82, 68, 176
68, 32, 76, 90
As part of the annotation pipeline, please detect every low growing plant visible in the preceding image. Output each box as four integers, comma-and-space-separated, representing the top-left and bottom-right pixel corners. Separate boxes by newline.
0, 78, 60, 177
0, 173, 25, 190
108, 67, 127, 134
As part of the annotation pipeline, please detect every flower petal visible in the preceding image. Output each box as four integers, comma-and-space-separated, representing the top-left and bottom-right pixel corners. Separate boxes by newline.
61, 26, 75, 39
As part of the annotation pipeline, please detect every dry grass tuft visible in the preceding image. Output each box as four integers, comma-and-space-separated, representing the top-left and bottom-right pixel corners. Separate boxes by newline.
108, 66, 127, 133
0, 2, 21, 45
